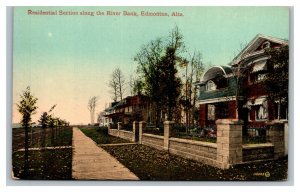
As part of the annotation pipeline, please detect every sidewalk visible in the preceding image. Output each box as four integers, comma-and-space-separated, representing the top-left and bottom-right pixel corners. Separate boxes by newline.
72, 127, 139, 180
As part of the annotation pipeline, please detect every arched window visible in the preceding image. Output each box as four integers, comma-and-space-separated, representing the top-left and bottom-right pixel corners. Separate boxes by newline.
206, 80, 217, 91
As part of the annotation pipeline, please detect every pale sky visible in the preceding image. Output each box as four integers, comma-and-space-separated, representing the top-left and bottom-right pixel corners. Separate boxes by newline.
13, 6, 289, 125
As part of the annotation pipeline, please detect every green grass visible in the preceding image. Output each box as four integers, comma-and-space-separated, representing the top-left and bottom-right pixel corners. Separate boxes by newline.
12, 127, 73, 180
13, 127, 73, 152
12, 148, 72, 180
80, 127, 130, 144
103, 144, 288, 181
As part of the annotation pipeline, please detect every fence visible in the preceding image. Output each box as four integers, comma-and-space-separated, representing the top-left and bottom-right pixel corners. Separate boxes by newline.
108, 119, 286, 169
243, 126, 270, 144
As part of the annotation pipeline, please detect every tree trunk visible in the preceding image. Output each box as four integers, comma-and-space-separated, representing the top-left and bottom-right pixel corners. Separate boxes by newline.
24, 125, 29, 177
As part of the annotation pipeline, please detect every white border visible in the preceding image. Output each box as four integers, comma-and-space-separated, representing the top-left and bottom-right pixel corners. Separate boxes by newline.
2, 1, 299, 192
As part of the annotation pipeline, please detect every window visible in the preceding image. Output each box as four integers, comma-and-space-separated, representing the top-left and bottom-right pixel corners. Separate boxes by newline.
256, 73, 266, 82
207, 104, 215, 121
276, 101, 288, 120
256, 101, 268, 120
206, 80, 217, 91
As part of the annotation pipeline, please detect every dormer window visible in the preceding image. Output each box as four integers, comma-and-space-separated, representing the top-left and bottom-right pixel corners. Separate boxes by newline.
206, 80, 217, 91
262, 41, 271, 49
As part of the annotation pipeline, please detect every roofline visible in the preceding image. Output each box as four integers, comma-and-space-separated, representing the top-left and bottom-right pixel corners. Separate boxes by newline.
230, 34, 288, 65
200, 65, 232, 82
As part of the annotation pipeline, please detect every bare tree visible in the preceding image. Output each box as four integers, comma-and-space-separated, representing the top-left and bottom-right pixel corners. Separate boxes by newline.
87, 96, 98, 125
109, 68, 126, 101
180, 51, 204, 130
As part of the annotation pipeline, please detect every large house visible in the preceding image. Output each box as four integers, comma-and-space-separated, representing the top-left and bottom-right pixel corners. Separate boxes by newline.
196, 34, 288, 128
103, 94, 149, 126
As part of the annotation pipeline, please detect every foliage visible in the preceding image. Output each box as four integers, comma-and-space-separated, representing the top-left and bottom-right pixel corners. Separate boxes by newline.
134, 27, 186, 124
16, 86, 38, 176
16, 87, 38, 128
38, 112, 49, 129
264, 45, 289, 104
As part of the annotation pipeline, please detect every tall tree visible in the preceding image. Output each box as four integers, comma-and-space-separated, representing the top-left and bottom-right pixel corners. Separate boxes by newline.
87, 96, 98, 125
16, 86, 38, 176
135, 27, 185, 124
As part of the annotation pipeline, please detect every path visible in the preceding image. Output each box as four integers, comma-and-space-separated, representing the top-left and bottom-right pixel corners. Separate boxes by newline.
72, 127, 139, 180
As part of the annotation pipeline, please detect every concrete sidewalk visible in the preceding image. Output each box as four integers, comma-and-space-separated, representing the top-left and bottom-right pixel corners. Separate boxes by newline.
72, 127, 139, 180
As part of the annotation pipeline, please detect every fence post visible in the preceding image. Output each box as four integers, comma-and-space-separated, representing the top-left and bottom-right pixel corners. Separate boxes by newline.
139, 121, 146, 144
107, 123, 111, 135
164, 121, 174, 151
117, 122, 122, 137
132, 121, 139, 142
267, 120, 285, 159
216, 119, 243, 169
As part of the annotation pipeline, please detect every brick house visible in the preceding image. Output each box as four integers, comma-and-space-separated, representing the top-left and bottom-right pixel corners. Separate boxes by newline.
196, 34, 288, 129
104, 94, 149, 126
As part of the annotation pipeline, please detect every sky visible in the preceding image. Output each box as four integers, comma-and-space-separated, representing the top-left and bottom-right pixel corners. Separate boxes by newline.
12, 6, 289, 125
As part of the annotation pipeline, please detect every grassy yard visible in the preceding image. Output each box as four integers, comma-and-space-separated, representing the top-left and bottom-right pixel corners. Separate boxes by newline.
80, 126, 288, 181
12, 127, 73, 179
13, 127, 73, 152
12, 148, 72, 180
80, 127, 130, 144
103, 144, 288, 181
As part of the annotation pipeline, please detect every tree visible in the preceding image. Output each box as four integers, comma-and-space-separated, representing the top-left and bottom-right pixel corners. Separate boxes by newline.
109, 68, 126, 101
179, 51, 204, 129
134, 26, 185, 125
135, 38, 164, 126
16, 86, 38, 176
87, 96, 98, 125
264, 45, 289, 119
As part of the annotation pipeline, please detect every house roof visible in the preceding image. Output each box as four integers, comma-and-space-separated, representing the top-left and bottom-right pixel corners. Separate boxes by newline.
230, 34, 288, 66
199, 65, 233, 83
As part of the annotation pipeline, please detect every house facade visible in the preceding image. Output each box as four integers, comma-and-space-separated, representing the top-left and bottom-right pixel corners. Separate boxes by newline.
103, 94, 149, 126
196, 34, 288, 129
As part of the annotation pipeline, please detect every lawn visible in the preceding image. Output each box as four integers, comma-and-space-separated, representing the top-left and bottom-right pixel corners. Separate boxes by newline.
103, 144, 288, 181
12, 127, 73, 179
13, 127, 73, 152
80, 127, 131, 144
12, 148, 72, 180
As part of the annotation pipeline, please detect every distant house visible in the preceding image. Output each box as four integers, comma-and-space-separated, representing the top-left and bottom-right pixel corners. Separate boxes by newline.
103, 94, 150, 126
195, 34, 288, 128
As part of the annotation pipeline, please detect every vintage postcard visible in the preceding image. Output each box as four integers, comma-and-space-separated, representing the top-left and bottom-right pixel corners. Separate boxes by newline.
12, 6, 289, 181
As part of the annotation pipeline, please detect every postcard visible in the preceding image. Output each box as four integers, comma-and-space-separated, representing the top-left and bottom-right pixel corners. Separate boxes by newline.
12, 6, 289, 181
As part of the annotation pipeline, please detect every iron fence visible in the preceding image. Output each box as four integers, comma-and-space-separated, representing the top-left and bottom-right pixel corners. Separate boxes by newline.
243, 125, 270, 144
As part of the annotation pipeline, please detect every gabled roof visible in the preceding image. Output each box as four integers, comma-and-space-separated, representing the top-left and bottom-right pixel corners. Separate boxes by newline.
230, 34, 288, 65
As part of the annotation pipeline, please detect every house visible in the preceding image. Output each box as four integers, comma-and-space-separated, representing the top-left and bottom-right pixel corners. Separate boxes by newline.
104, 94, 150, 126
196, 34, 288, 129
